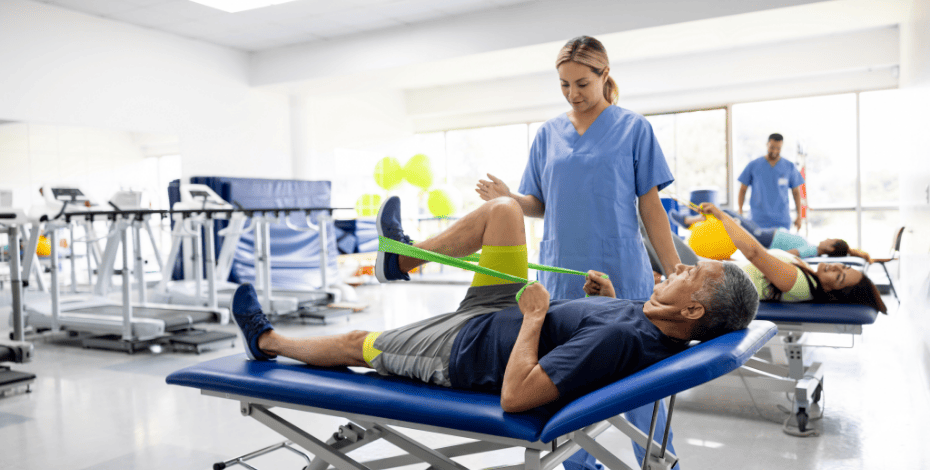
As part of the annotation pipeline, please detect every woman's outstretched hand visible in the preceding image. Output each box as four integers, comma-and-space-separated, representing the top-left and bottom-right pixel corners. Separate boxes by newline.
476, 173, 512, 201
698, 202, 724, 219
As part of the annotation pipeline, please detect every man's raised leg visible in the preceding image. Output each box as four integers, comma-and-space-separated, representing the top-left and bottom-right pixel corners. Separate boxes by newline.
376, 196, 527, 280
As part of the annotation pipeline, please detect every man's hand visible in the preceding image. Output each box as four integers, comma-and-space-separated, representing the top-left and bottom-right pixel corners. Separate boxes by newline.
583, 270, 616, 298
476, 173, 512, 201
517, 282, 549, 320
794, 216, 803, 231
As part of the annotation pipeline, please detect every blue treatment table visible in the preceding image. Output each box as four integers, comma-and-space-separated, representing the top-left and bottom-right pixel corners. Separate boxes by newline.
719, 302, 880, 432
167, 321, 777, 470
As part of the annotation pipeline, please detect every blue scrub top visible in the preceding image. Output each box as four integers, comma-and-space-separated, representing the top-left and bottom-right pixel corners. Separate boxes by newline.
519, 106, 673, 301
737, 156, 804, 229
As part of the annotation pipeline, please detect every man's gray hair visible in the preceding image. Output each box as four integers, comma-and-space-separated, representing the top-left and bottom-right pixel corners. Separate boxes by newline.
691, 262, 759, 342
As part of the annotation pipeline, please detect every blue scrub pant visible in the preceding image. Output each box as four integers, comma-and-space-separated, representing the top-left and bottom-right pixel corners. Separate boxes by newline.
562, 400, 680, 470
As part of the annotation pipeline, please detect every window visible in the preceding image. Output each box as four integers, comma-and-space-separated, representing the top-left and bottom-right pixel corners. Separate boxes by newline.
646, 109, 728, 204
445, 124, 529, 213
734, 94, 859, 212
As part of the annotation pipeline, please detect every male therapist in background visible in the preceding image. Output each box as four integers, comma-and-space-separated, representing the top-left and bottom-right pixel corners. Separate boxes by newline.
737, 133, 805, 230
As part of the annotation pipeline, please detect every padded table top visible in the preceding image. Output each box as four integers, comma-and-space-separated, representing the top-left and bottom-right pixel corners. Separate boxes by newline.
756, 302, 879, 325
167, 321, 776, 443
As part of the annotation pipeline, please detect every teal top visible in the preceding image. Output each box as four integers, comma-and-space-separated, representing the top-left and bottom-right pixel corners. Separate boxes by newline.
769, 230, 819, 258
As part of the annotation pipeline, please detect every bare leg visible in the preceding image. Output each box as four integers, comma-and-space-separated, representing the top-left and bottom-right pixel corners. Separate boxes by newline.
256, 329, 369, 368
398, 197, 527, 273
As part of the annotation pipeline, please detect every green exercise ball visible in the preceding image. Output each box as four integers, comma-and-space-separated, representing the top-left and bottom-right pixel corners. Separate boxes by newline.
404, 153, 433, 190
355, 194, 382, 217
374, 157, 404, 190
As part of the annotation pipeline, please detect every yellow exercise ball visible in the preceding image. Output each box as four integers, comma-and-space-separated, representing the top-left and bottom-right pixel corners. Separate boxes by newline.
403, 153, 433, 190
355, 194, 382, 217
374, 157, 404, 190
36, 235, 51, 257
687, 215, 737, 260
427, 187, 460, 218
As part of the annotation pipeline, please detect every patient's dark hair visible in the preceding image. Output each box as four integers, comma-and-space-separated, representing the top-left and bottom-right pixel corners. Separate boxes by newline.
690, 262, 759, 342
828, 239, 850, 257
765, 262, 888, 314
769, 133, 784, 142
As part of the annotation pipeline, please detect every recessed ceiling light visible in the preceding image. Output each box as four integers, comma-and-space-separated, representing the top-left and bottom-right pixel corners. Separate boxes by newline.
189, 0, 299, 13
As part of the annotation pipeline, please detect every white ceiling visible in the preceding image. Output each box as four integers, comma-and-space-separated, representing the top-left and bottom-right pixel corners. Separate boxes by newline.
35, 0, 537, 51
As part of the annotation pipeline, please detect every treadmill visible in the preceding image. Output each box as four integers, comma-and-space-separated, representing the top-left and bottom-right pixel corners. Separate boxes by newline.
22, 187, 234, 353
1, 205, 36, 396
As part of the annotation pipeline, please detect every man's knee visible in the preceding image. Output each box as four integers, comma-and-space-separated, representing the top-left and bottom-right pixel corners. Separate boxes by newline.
487, 197, 523, 220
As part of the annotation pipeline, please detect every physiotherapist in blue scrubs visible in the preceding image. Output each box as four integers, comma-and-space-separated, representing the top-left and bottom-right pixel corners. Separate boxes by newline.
476, 36, 682, 470
737, 133, 805, 230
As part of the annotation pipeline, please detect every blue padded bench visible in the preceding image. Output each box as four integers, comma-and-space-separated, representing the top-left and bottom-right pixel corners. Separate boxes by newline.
167, 321, 777, 470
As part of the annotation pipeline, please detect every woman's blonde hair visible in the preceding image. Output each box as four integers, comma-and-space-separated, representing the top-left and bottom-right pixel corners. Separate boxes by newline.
555, 36, 617, 105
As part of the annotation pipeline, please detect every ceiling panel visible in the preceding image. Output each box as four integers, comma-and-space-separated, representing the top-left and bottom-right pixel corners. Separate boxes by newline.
39, 0, 534, 51
143, 0, 228, 21
107, 6, 187, 28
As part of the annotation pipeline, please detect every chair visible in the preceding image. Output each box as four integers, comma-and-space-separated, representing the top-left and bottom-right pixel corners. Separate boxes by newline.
871, 226, 904, 302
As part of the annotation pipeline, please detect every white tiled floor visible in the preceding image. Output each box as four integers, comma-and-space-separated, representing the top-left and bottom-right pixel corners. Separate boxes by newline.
1, 281, 929, 470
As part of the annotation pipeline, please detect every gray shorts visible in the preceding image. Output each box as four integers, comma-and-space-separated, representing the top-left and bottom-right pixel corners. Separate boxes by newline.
368, 283, 522, 387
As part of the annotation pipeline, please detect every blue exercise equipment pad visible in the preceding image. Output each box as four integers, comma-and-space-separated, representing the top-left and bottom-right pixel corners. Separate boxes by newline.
167, 321, 776, 470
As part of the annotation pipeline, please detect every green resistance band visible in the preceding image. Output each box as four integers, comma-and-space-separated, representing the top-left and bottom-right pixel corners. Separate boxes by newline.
378, 237, 607, 301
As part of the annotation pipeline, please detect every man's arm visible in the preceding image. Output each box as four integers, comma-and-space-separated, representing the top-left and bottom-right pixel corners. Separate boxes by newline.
501, 283, 559, 413
792, 187, 803, 230
738, 184, 748, 216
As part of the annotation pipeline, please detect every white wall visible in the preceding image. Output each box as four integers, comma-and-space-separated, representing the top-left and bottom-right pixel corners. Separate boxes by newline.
252, 0, 821, 88
405, 27, 900, 131
290, 90, 413, 182
0, 0, 292, 183
897, 0, 930, 394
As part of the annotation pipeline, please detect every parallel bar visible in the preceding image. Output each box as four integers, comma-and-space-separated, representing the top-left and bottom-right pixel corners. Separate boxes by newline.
69, 224, 77, 293
133, 221, 147, 304
120, 223, 134, 341
49, 226, 60, 331
193, 221, 203, 301
204, 218, 217, 309
9, 226, 24, 342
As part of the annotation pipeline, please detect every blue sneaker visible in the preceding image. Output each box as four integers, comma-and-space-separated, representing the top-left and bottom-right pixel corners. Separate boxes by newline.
376, 196, 412, 282
231, 283, 276, 361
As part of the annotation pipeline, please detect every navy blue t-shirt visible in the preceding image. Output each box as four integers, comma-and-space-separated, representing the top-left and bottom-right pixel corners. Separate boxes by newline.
448, 297, 688, 405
